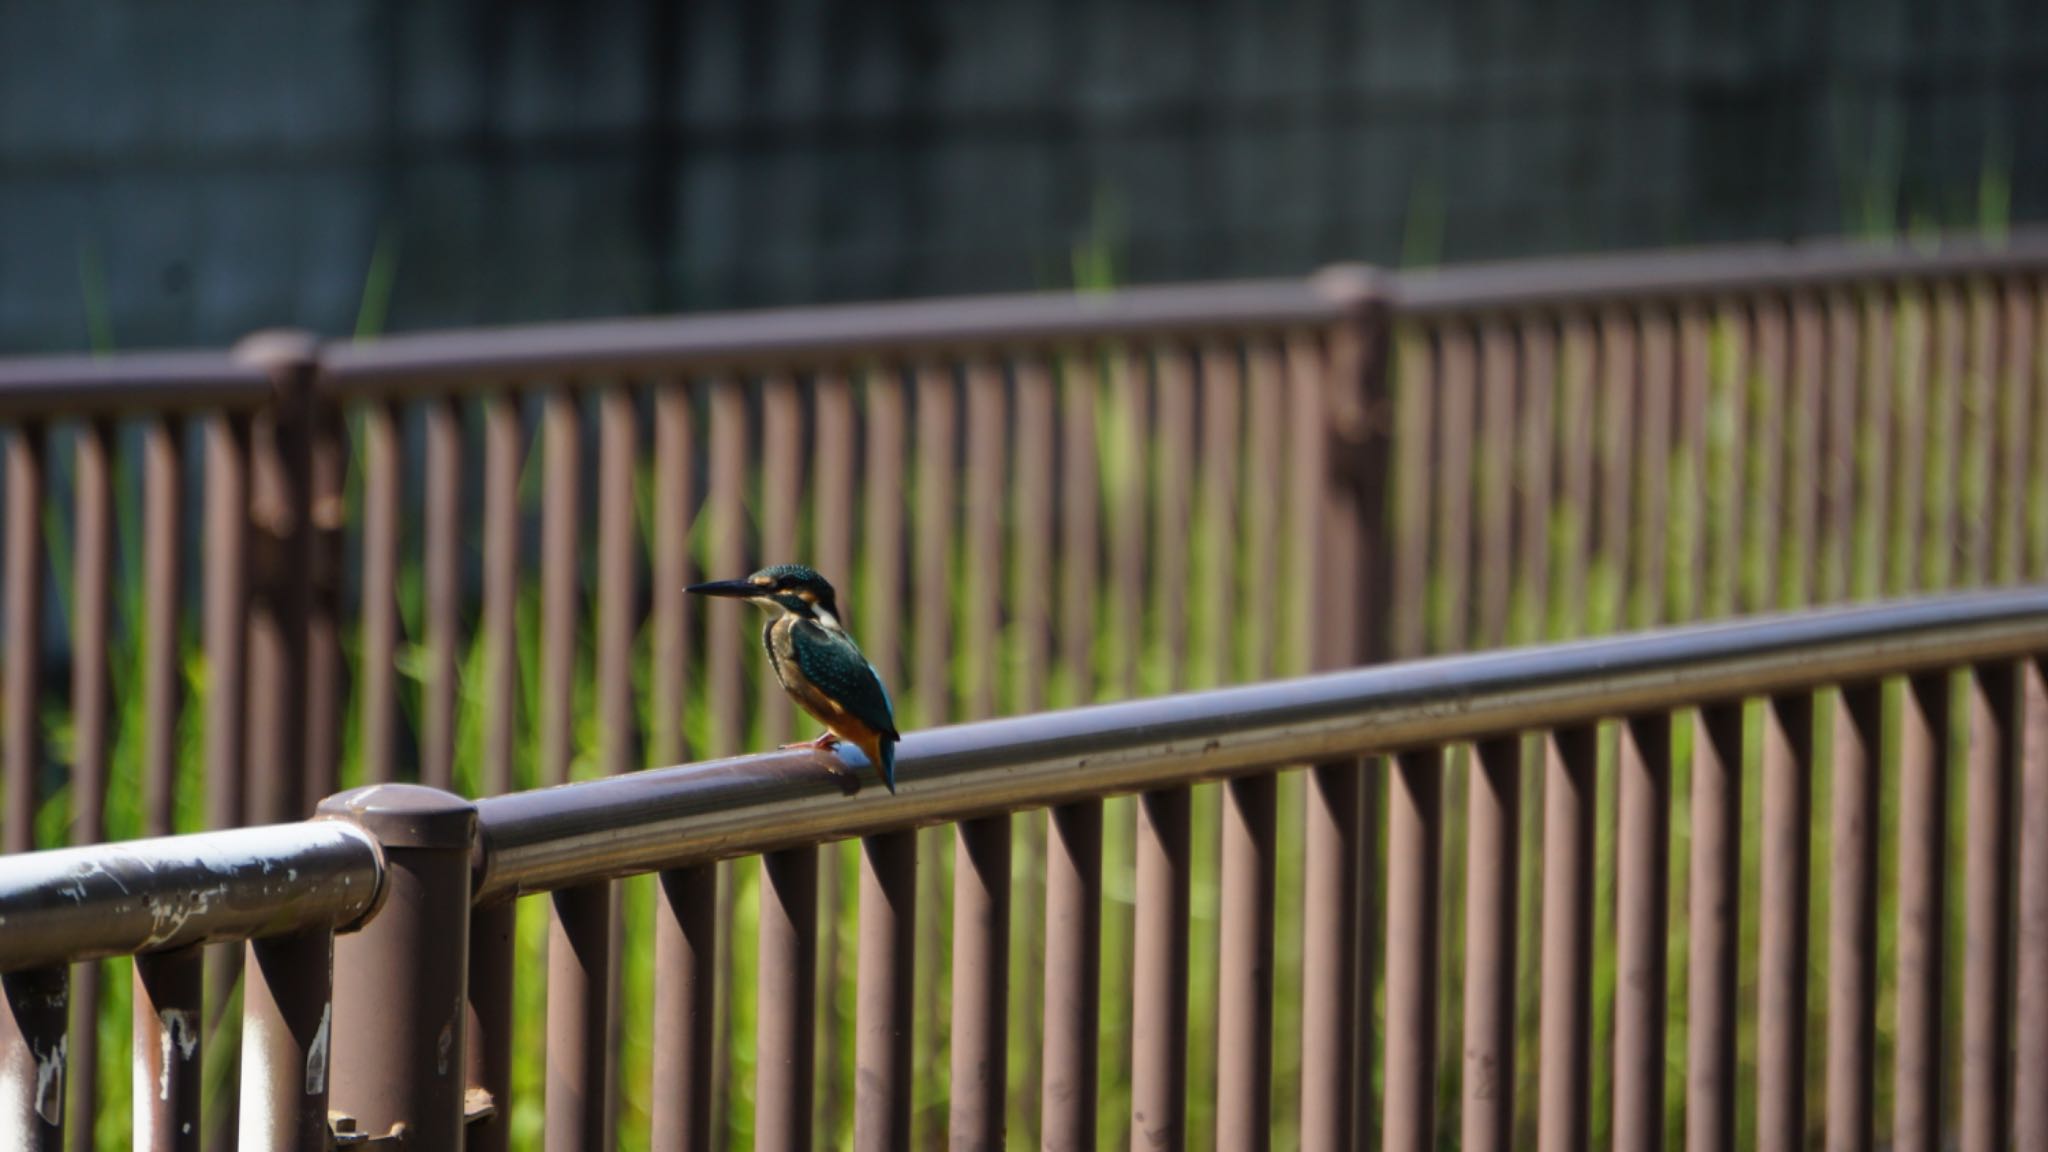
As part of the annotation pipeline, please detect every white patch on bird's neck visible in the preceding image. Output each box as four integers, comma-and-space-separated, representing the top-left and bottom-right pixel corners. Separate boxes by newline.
813, 607, 843, 632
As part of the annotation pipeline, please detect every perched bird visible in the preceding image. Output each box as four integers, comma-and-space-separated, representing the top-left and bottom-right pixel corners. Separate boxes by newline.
688, 564, 901, 793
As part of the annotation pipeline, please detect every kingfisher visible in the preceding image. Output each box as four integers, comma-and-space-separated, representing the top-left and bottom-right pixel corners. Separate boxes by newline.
688, 564, 901, 793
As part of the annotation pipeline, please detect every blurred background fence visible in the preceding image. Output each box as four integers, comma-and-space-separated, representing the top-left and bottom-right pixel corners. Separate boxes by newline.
3, 229, 2047, 1148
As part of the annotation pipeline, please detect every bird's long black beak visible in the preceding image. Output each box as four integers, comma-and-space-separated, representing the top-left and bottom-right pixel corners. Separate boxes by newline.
686, 579, 759, 599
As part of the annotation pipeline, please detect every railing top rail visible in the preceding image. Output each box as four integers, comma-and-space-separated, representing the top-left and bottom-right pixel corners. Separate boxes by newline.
472, 588, 2048, 900
0, 822, 381, 974
1391, 229, 2048, 317
317, 277, 1347, 396
0, 349, 273, 421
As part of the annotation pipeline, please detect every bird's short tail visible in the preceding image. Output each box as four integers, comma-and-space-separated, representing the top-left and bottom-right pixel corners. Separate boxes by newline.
879, 738, 897, 794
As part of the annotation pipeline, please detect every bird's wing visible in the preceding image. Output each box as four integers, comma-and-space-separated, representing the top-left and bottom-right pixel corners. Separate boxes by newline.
791, 621, 900, 740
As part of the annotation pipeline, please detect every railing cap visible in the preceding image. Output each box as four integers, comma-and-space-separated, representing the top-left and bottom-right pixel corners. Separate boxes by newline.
318, 784, 477, 850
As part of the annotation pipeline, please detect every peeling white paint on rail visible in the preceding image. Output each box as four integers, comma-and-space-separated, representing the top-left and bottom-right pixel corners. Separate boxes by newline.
305, 1003, 331, 1096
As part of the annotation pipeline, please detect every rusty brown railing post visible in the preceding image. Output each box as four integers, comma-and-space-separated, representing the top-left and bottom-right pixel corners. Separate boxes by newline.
319, 784, 478, 1146
1312, 264, 1398, 672
234, 330, 342, 825
1, 965, 67, 1150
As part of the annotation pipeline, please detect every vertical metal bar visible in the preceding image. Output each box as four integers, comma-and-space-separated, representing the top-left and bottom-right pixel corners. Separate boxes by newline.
1676, 307, 1711, 622
810, 376, 854, 1145
2015, 657, 2048, 1149
914, 362, 956, 725
481, 393, 523, 793
1636, 308, 1676, 625
241, 338, 314, 828
707, 379, 747, 755
1994, 282, 2035, 584
3, 424, 44, 854
547, 882, 613, 1152
1475, 320, 1517, 646
142, 417, 184, 836
654, 866, 718, 1152
1300, 760, 1360, 1150
304, 382, 346, 808
1434, 325, 1476, 653
1554, 316, 1596, 636
1857, 292, 1896, 600
597, 386, 640, 779
358, 399, 400, 785
1538, 724, 1598, 1152
1042, 799, 1103, 1151
1217, 774, 1277, 1150
422, 396, 461, 791
759, 846, 819, 1152
1613, 711, 1672, 1152
864, 369, 907, 702
1132, 787, 1192, 1150
322, 785, 476, 1146
1154, 346, 1195, 688
650, 386, 694, 767
1015, 356, 1056, 708
1962, 286, 1998, 585
1927, 284, 1965, 588
1384, 748, 1444, 1152
1461, 736, 1520, 1152
953, 815, 1012, 1150
1964, 660, 2020, 1151
1759, 691, 1814, 1152
1687, 702, 1744, 1152
1891, 287, 1931, 596
1787, 295, 1825, 607
1710, 303, 1750, 617
201, 413, 250, 1077
1513, 319, 1559, 644
1895, 670, 1951, 1152
1115, 347, 1149, 695
541, 388, 583, 786
855, 833, 916, 1152
963, 360, 1006, 717
1747, 300, 1787, 610
1386, 326, 1434, 660
1059, 353, 1100, 702
1826, 681, 1883, 1151
465, 899, 516, 1152
1244, 340, 1284, 675
134, 946, 203, 1152
759, 375, 801, 741
62, 421, 110, 1152
1198, 344, 1242, 684
2, 965, 67, 1149
239, 928, 334, 1152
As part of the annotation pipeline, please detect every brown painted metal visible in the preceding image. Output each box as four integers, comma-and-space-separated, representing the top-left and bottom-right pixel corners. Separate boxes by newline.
0, 824, 379, 972
914, 361, 957, 726
1892, 286, 1931, 596
1964, 660, 2019, 1151
199, 420, 252, 1116
1962, 287, 1997, 584
653, 866, 717, 1152
854, 832, 915, 1152
1599, 307, 1641, 622
757, 846, 818, 1152
863, 369, 907, 703
759, 375, 800, 741
464, 899, 516, 1152
2, 965, 68, 1149
239, 928, 333, 1152
3, 424, 44, 854
1928, 285, 1966, 588
482, 392, 524, 793
1131, 788, 1191, 1150
597, 386, 640, 779
1994, 283, 2034, 584
1675, 306, 1710, 623
1114, 346, 1149, 695
133, 945, 202, 1152
1058, 351, 1100, 703
357, 398, 400, 785
1821, 291, 1860, 603
2016, 657, 2048, 1149
1538, 725, 1597, 1152
1154, 346, 1194, 689
1216, 774, 1276, 1150
1709, 302, 1750, 617
1041, 799, 1103, 1152
1383, 747, 1444, 1152
1460, 736, 1520, 1152
1244, 340, 1283, 674
422, 396, 462, 791
1747, 299, 1788, 610
1299, 760, 1360, 1151
650, 385, 694, 768
0, 352, 271, 418
320, 784, 476, 1147
141, 417, 183, 837
1825, 681, 1884, 1152
1554, 316, 1595, 636
1759, 691, 1814, 1152
1858, 292, 1897, 599
546, 882, 613, 1152
65, 421, 110, 1152
1516, 318, 1559, 641
303, 379, 346, 807
1475, 320, 1516, 647
1895, 671, 1951, 1152
951, 814, 1011, 1150
1198, 343, 1241, 684
1613, 711, 1672, 1152
541, 388, 583, 786
963, 359, 1006, 719
1635, 308, 1675, 625
239, 333, 317, 828
1434, 324, 1476, 653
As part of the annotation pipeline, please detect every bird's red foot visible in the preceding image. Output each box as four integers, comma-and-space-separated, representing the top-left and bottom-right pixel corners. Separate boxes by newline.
780, 731, 841, 751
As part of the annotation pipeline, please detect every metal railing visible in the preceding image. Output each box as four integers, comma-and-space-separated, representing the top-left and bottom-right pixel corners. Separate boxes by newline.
1, 229, 2046, 1146
3, 589, 2047, 1149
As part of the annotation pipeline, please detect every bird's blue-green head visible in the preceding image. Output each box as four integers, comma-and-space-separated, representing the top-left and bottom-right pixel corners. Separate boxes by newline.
687, 564, 845, 628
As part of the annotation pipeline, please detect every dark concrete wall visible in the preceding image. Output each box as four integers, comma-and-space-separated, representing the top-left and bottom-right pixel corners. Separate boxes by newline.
3, 0, 2044, 353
